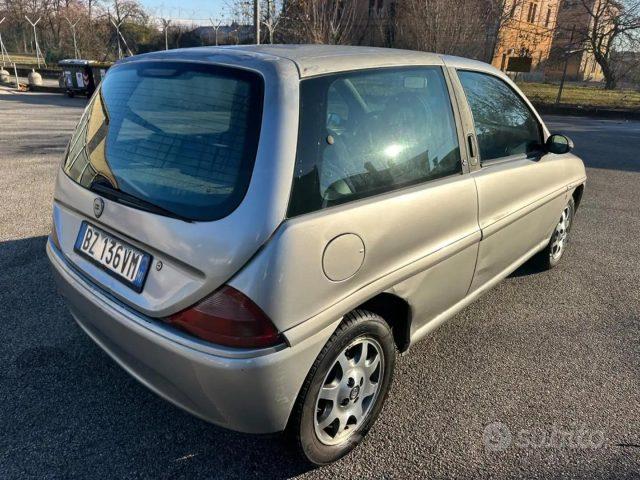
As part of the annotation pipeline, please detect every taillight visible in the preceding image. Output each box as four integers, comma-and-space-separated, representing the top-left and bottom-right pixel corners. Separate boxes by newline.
165, 286, 281, 348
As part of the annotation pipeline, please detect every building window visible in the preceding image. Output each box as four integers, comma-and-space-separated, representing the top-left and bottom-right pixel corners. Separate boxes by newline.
509, 0, 518, 18
545, 7, 552, 27
526, 2, 538, 23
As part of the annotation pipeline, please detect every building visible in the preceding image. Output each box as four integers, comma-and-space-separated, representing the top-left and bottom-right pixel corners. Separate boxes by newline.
364, 0, 564, 75
545, 0, 608, 82
491, 0, 561, 79
491, 0, 607, 82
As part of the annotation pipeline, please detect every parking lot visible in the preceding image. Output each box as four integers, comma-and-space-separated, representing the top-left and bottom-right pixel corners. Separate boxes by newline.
0, 87, 638, 478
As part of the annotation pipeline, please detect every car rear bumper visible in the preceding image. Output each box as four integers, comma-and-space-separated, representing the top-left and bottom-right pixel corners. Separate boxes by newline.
47, 239, 336, 434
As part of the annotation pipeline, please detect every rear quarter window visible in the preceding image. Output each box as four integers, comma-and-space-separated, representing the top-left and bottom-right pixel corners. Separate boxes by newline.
288, 67, 461, 217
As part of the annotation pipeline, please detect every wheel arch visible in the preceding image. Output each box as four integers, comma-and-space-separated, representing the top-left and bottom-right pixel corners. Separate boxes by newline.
572, 183, 584, 210
357, 293, 412, 352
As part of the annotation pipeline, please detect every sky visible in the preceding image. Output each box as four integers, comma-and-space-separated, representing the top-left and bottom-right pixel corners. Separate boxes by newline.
142, 0, 227, 23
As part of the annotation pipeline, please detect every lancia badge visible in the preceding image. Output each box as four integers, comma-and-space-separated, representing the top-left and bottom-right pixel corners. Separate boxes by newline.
93, 197, 104, 218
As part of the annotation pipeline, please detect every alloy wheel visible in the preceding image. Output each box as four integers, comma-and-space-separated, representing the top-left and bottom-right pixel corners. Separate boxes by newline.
550, 205, 571, 260
314, 337, 384, 445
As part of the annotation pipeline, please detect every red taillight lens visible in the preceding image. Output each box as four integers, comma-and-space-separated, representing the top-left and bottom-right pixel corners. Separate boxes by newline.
165, 286, 281, 348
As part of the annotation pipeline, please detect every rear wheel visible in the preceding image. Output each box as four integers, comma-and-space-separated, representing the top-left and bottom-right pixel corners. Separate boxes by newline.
533, 197, 575, 270
289, 310, 396, 465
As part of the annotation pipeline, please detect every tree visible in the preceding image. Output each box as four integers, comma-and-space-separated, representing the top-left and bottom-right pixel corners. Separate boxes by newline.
564, 0, 640, 89
106, 0, 152, 58
395, 0, 503, 59
226, 0, 253, 40
261, 0, 283, 43
484, 0, 527, 63
280, 0, 367, 45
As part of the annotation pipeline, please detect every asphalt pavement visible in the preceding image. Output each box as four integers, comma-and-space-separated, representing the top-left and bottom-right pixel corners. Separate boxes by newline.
0, 87, 638, 479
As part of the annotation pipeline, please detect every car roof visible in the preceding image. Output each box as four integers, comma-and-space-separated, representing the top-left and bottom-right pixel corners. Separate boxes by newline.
229, 45, 445, 77
121, 44, 500, 79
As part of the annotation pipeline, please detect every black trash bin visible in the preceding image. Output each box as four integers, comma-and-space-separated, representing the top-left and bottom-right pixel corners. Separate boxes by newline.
58, 59, 112, 97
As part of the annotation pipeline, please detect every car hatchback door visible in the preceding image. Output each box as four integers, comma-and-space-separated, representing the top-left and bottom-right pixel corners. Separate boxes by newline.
51, 58, 299, 317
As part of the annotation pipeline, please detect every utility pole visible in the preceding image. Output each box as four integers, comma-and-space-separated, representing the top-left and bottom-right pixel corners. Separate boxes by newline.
113, 18, 122, 59
254, 0, 260, 44
0, 18, 12, 65
556, 26, 576, 106
25, 16, 45, 68
161, 18, 171, 50
64, 17, 80, 59
209, 17, 223, 46
110, 17, 133, 59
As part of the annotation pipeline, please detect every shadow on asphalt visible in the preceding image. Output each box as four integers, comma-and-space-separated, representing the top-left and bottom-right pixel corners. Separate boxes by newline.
0, 236, 314, 478
545, 115, 640, 173
0, 91, 88, 108
508, 259, 546, 278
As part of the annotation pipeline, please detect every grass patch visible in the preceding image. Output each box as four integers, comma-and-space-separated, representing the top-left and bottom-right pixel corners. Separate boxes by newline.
518, 82, 640, 110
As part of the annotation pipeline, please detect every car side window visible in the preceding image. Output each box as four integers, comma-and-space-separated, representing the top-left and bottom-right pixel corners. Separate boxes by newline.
288, 67, 461, 217
326, 84, 349, 132
458, 70, 542, 162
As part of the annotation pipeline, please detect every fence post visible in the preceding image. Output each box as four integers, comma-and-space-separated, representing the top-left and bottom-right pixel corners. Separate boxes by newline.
254, 0, 260, 45
13, 62, 19, 90
556, 26, 575, 106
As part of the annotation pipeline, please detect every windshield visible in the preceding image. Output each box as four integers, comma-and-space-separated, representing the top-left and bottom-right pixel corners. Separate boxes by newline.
63, 61, 264, 221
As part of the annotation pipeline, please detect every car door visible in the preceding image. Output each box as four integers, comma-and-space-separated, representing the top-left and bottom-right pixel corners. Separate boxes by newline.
230, 64, 481, 338
451, 69, 569, 291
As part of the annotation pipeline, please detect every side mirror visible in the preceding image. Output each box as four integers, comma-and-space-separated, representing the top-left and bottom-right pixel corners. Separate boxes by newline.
546, 134, 574, 155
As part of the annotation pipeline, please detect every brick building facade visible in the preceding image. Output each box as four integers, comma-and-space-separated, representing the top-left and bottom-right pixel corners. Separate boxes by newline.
491, 0, 560, 79
545, 0, 606, 82
492, 0, 605, 81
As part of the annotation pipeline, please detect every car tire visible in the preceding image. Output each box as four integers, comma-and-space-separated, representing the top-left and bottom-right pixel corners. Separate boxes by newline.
532, 197, 576, 270
288, 309, 396, 466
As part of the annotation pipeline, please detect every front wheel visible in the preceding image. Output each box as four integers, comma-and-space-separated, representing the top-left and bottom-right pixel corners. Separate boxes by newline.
288, 310, 396, 465
533, 197, 575, 270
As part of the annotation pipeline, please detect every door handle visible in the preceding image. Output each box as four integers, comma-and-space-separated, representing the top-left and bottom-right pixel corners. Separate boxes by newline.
467, 134, 478, 166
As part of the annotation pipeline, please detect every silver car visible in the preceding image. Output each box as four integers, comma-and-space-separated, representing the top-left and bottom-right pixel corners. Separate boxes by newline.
48, 45, 586, 465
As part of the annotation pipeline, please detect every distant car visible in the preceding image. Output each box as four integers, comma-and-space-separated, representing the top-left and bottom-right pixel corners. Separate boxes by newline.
47, 45, 586, 465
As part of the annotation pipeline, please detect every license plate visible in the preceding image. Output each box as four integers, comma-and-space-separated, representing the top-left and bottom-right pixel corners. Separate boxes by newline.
74, 222, 152, 292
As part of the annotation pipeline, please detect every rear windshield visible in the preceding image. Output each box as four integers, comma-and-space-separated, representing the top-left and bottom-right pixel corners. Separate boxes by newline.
63, 61, 264, 221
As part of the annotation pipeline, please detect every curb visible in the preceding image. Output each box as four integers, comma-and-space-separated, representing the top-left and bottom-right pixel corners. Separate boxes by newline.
534, 103, 640, 120
1, 81, 65, 93
29, 85, 65, 94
